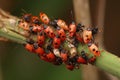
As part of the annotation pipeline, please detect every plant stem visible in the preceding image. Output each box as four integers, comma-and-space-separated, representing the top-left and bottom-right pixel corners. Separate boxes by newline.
0, 9, 120, 78
77, 43, 120, 78
95, 50, 120, 78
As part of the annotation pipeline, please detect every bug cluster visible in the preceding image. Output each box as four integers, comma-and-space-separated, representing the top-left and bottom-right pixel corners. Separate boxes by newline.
18, 12, 100, 71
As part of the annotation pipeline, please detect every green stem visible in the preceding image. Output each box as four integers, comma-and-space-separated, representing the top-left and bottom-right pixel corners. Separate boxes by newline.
77, 44, 120, 78
0, 27, 26, 44
96, 50, 120, 78
0, 9, 120, 78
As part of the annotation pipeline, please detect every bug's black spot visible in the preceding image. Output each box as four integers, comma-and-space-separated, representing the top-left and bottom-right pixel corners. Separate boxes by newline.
92, 48, 95, 51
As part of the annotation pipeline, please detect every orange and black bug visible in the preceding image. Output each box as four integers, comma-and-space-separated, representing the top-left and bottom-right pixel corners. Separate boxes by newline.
57, 28, 66, 42
33, 43, 45, 56
83, 28, 92, 44
53, 19, 68, 30
46, 51, 56, 62
39, 12, 50, 24
24, 39, 34, 52
77, 56, 87, 64
53, 35, 61, 48
37, 31, 45, 45
75, 33, 83, 43
18, 20, 29, 31
81, 51, 88, 61
29, 24, 43, 33
31, 16, 41, 25
53, 57, 63, 65
88, 42, 100, 56
88, 56, 96, 64
43, 24, 55, 38
66, 64, 74, 71
76, 23, 84, 32
60, 50, 68, 62
77, 51, 88, 64
39, 54, 49, 62
69, 21, 76, 37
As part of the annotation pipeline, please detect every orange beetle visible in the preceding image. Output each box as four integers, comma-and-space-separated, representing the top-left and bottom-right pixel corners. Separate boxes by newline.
37, 31, 45, 45
39, 12, 50, 24
18, 20, 29, 31
66, 64, 74, 71
60, 50, 68, 62
24, 39, 34, 52
55, 19, 68, 30
39, 54, 49, 62
83, 28, 92, 43
33, 43, 45, 56
88, 42, 100, 56
88, 56, 96, 64
46, 52, 56, 62
29, 24, 43, 33
24, 43, 34, 52
53, 35, 61, 48
75, 33, 83, 43
69, 21, 76, 37
57, 28, 66, 42
77, 56, 87, 64
44, 25, 55, 38
31, 16, 41, 25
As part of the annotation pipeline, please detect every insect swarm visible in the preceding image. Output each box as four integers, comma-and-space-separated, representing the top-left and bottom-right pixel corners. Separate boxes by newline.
0, 9, 120, 78
18, 12, 101, 71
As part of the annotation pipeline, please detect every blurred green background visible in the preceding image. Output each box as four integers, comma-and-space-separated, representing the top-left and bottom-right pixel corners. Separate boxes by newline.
0, 0, 120, 80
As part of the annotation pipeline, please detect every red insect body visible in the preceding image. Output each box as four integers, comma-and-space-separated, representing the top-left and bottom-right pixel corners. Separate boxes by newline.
46, 52, 56, 62
88, 43, 100, 56
77, 56, 87, 64
24, 44, 34, 52
66, 64, 74, 71
40, 54, 49, 62
31, 16, 40, 25
34, 47, 45, 56
18, 20, 29, 31
88, 56, 96, 64
57, 19, 68, 30
53, 36, 61, 48
83, 29, 92, 44
57, 29, 66, 42
30, 25, 42, 33
69, 22, 76, 37
75, 33, 83, 43
40, 12, 50, 24
60, 52, 68, 62
44, 26, 55, 38
37, 32, 45, 45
